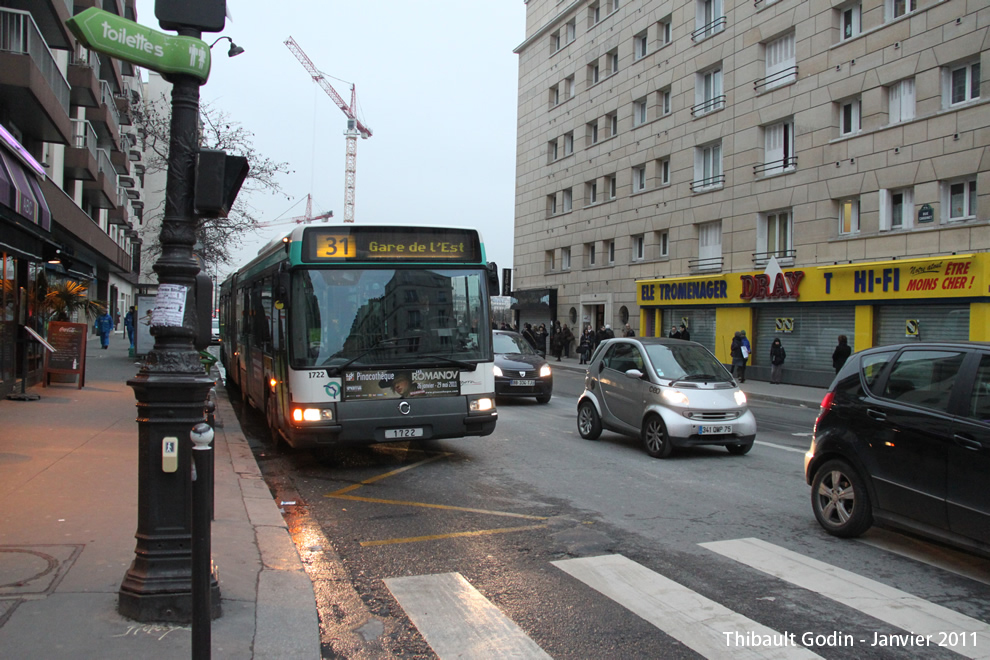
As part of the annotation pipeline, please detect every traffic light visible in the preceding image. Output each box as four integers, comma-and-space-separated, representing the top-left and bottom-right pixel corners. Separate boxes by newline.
155, 0, 226, 32
194, 149, 248, 218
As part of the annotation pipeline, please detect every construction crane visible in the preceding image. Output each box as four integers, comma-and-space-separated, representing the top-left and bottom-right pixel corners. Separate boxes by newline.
256, 194, 333, 229
284, 36, 372, 224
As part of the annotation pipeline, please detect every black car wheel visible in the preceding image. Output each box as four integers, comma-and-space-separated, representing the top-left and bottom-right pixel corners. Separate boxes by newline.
642, 414, 673, 458
811, 459, 873, 538
577, 400, 602, 439
536, 392, 552, 404
726, 441, 753, 455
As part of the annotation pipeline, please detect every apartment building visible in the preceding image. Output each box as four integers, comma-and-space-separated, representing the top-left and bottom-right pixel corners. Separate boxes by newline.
0, 0, 145, 396
512, 0, 988, 385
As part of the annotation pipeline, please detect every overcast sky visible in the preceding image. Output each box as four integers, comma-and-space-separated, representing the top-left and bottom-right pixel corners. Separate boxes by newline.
134, 1, 526, 279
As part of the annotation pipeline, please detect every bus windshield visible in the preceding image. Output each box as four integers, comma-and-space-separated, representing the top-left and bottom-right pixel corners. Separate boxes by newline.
290, 268, 492, 370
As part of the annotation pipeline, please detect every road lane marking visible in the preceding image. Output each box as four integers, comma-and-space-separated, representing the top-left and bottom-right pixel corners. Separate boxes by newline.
327, 493, 548, 520
329, 452, 450, 496
553, 554, 823, 659
362, 524, 547, 547
385, 572, 552, 659
701, 537, 990, 658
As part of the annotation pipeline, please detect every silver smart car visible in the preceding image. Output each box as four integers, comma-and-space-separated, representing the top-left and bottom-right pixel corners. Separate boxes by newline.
577, 337, 757, 458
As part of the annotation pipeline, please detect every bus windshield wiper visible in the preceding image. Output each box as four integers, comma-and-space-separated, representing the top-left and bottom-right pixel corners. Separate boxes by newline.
324, 336, 419, 376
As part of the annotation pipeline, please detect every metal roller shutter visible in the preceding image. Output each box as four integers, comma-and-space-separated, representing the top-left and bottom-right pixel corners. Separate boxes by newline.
663, 308, 716, 354
754, 306, 855, 372
875, 304, 969, 346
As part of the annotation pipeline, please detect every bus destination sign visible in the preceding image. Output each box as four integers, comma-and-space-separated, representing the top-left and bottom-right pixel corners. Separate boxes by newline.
303, 227, 482, 263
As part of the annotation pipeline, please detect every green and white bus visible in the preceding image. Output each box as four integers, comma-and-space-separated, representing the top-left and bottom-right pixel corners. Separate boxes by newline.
219, 225, 499, 448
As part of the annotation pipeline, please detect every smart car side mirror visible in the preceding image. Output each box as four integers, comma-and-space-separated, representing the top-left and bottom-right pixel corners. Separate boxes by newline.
625, 369, 644, 380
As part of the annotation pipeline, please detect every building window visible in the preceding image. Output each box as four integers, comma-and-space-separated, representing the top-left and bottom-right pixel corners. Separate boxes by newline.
658, 157, 670, 185
610, 0, 620, 13
660, 87, 672, 116
888, 78, 915, 124
586, 180, 598, 205
759, 210, 792, 261
589, 3, 601, 26
839, 199, 860, 235
695, 0, 725, 40
587, 242, 597, 267
548, 195, 557, 216
608, 174, 617, 199
565, 19, 577, 45
698, 221, 722, 270
607, 240, 615, 264
633, 97, 648, 126
551, 31, 561, 53
658, 230, 669, 257
562, 188, 573, 213
693, 142, 723, 191
607, 111, 619, 138
633, 234, 645, 261
564, 75, 575, 100
589, 62, 601, 85
587, 121, 599, 145
839, 3, 861, 41
942, 177, 977, 221
550, 84, 560, 108
548, 139, 559, 163
562, 247, 571, 270
634, 30, 649, 60
564, 131, 574, 155
659, 16, 672, 46
607, 48, 619, 76
694, 67, 724, 115
761, 120, 795, 176
764, 33, 796, 89
633, 165, 647, 192
944, 60, 981, 107
886, 0, 913, 20
546, 250, 556, 271
839, 98, 861, 136
880, 187, 913, 230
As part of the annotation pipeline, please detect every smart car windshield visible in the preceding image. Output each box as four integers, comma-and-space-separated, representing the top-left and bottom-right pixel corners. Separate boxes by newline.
644, 343, 732, 382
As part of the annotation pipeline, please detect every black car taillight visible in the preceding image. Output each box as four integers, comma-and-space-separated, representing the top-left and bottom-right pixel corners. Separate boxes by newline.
814, 391, 835, 432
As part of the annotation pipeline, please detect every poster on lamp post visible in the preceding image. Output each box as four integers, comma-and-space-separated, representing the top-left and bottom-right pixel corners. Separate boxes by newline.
134, 294, 156, 357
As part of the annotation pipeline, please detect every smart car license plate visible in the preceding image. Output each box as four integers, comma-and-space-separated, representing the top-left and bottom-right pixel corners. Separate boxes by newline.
699, 424, 732, 434
385, 428, 423, 439
510, 379, 536, 386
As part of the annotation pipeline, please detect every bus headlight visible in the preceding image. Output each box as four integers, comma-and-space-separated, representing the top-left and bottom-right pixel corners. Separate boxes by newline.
292, 407, 333, 422
469, 397, 495, 413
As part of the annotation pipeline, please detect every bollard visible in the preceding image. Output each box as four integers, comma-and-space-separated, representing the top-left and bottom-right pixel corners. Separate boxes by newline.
204, 395, 217, 520
190, 422, 215, 660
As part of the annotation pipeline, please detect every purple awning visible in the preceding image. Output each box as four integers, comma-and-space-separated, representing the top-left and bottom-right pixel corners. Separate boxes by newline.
0, 149, 51, 231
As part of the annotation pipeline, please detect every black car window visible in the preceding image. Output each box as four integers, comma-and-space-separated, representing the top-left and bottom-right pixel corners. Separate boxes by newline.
881, 350, 965, 413
494, 332, 536, 355
965, 354, 990, 423
860, 350, 896, 394
603, 343, 643, 373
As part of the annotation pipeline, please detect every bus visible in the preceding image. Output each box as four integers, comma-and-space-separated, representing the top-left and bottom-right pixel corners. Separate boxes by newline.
219, 225, 500, 448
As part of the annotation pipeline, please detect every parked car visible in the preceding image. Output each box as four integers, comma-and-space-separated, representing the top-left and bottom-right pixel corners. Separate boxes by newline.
493, 330, 553, 403
805, 342, 990, 557
577, 337, 756, 458
211, 318, 221, 345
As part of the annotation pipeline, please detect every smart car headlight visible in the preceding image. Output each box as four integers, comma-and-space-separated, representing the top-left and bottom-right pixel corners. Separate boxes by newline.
662, 389, 690, 406
734, 390, 747, 406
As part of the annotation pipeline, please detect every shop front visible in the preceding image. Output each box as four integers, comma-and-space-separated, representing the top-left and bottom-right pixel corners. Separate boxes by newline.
637, 254, 990, 387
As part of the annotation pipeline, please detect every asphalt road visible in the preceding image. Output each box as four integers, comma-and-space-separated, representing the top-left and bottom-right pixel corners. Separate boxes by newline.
230, 368, 990, 659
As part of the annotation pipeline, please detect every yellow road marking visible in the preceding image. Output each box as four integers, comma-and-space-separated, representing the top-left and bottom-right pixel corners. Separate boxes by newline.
361, 524, 547, 547
329, 494, 548, 520
328, 452, 450, 496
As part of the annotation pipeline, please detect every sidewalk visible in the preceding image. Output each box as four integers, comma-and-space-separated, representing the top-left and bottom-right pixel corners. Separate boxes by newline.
0, 334, 320, 659
550, 352, 827, 408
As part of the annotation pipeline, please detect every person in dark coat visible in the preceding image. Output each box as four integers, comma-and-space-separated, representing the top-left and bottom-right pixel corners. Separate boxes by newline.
769, 338, 786, 384
729, 331, 747, 382
578, 327, 593, 364
678, 324, 690, 341
832, 335, 852, 373
522, 323, 538, 350
623, 323, 635, 337
668, 325, 681, 339
561, 323, 574, 358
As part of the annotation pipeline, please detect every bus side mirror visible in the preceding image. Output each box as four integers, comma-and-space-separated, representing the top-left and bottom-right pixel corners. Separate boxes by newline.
275, 271, 290, 310
486, 262, 499, 297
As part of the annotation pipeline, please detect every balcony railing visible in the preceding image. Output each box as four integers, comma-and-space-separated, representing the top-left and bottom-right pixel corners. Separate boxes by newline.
689, 256, 724, 272
691, 17, 726, 41
0, 8, 70, 118
691, 95, 725, 116
754, 155, 797, 177
72, 43, 100, 70
753, 249, 796, 267
97, 148, 118, 191
71, 119, 98, 159
754, 66, 798, 93
99, 80, 121, 135
690, 173, 726, 192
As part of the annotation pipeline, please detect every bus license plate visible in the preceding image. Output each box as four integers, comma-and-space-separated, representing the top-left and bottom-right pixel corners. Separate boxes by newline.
510, 379, 536, 387
699, 425, 732, 435
385, 428, 423, 439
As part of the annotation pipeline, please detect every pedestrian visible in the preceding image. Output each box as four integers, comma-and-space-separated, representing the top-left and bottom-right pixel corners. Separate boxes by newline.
730, 331, 749, 382
550, 323, 563, 361
578, 327, 593, 364
561, 323, 574, 358
522, 323, 538, 351
94, 309, 114, 349
668, 325, 681, 339
124, 305, 136, 349
114, 311, 121, 332
535, 323, 549, 355
769, 338, 786, 384
623, 323, 635, 337
678, 323, 690, 341
604, 324, 615, 339
739, 330, 751, 382
832, 334, 852, 373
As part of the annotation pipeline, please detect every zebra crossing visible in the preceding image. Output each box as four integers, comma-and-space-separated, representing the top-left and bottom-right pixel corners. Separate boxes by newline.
384, 537, 990, 660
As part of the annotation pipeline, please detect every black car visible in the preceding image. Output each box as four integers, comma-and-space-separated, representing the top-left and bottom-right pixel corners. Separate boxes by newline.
493, 330, 552, 403
804, 342, 990, 557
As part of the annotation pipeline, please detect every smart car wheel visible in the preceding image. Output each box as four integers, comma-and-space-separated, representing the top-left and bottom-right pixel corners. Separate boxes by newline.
811, 459, 873, 538
577, 401, 602, 440
642, 414, 673, 458
726, 441, 753, 455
